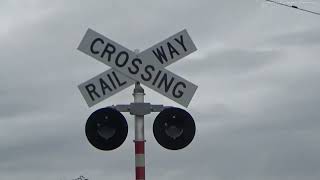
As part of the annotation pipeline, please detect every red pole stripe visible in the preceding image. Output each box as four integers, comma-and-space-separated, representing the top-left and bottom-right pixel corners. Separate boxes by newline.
136, 167, 145, 179
135, 141, 145, 154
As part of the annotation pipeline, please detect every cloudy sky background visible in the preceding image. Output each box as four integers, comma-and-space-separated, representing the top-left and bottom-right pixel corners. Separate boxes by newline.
1, 0, 320, 179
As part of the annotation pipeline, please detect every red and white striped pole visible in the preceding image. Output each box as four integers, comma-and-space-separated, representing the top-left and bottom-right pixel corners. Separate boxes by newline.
133, 82, 145, 180
133, 49, 145, 180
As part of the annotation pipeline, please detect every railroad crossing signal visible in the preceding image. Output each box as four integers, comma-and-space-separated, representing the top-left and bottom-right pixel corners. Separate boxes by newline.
77, 28, 198, 180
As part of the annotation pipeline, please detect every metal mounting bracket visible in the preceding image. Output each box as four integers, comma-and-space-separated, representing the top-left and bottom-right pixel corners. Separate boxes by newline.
112, 103, 165, 116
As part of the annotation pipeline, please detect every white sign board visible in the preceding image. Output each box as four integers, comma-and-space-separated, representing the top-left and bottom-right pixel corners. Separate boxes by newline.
78, 69, 134, 107
78, 29, 197, 107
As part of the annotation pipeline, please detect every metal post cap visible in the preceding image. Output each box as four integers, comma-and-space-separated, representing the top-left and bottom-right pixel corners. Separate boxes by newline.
134, 82, 144, 94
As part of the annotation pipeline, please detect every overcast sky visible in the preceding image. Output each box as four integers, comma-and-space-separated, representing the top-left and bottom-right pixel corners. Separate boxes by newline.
1, 0, 320, 180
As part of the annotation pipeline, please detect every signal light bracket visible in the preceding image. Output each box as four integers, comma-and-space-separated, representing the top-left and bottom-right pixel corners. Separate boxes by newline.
112, 103, 165, 116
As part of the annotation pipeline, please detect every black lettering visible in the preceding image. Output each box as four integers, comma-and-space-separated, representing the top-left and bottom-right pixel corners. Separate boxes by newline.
112, 71, 127, 87
157, 73, 174, 93
167, 42, 180, 59
152, 70, 162, 85
128, 58, 142, 74
115, 51, 129, 67
152, 46, 168, 64
90, 38, 104, 54
141, 65, 155, 81
99, 78, 112, 95
174, 35, 187, 51
172, 82, 186, 98
101, 43, 115, 61
85, 84, 100, 101
107, 74, 116, 89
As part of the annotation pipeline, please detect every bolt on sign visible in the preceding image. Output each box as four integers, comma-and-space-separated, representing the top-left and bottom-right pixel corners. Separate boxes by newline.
78, 29, 197, 107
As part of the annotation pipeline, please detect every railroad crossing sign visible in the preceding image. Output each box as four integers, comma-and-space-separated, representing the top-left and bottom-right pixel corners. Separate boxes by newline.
78, 29, 198, 107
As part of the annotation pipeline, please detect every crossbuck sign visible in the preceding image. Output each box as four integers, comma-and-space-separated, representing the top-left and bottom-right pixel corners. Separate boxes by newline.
78, 29, 198, 107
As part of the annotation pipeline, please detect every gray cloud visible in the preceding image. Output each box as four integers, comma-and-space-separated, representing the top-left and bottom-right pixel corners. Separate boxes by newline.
168, 48, 281, 77
266, 28, 320, 46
